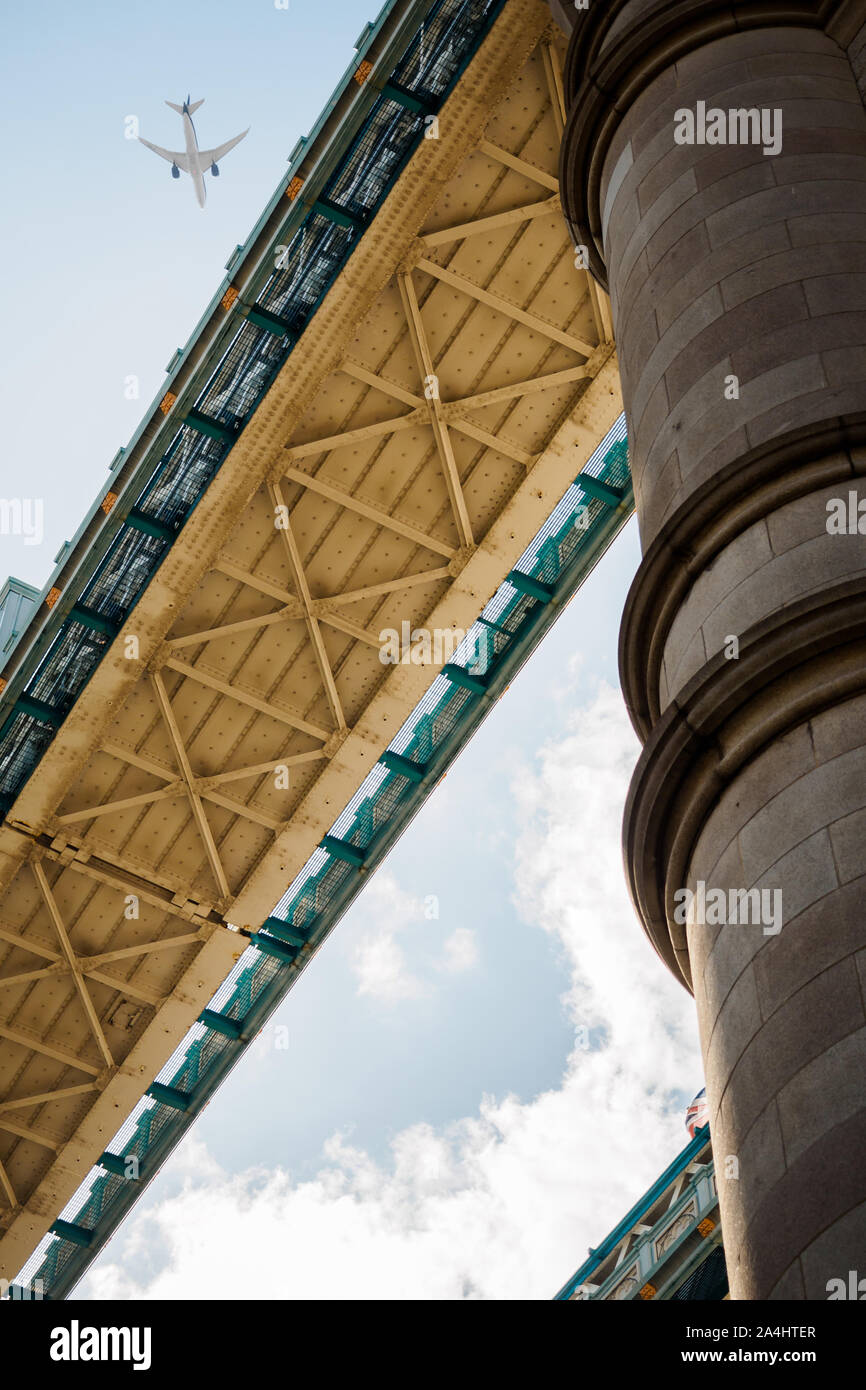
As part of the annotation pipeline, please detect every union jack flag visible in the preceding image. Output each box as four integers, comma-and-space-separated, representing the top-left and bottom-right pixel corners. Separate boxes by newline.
686, 1087, 709, 1138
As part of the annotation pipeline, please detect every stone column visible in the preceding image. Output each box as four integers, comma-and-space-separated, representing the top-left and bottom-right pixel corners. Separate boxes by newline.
554, 0, 866, 1298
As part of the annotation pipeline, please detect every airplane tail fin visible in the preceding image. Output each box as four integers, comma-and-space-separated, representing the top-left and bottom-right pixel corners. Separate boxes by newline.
165, 98, 204, 114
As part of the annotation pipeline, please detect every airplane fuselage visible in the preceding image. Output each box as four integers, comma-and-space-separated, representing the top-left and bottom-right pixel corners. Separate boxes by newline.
181, 111, 207, 208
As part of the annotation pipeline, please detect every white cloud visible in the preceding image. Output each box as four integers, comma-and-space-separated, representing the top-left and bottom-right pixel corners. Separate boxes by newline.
353, 930, 425, 1001
81, 682, 702, 1301
350, 873, 427, 1001
440, 927, 479, 973
349, 874, 480, 999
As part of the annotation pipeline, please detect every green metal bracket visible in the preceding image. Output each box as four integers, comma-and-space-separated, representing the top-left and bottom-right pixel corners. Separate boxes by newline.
69, 604, 120, 639
261, 916, 307, 949
442, 664, 488, 696
478, 615, 510, 636
320, 833, 366, 868
380, 749, 426, 783
507, 570, 555, 603
380, 81, 430, 115
312, 199, 366, 233
184, 408, 238, 445
50, 1219, 93, 1249
198, 1008, 244, 1040
249, 932, 298, 965
147, 1081, 191, 1112
576, 472, 625, 506
125, 509, 176, 543
246, 306, 294, 338
98, 1151, 135, 1179
14, 694, 62, 728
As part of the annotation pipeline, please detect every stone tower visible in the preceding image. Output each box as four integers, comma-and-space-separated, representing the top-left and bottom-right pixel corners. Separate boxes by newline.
551, 0, 866, 1299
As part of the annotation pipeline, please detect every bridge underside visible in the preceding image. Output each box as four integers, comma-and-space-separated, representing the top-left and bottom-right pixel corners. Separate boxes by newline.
0, 0, 621, 1281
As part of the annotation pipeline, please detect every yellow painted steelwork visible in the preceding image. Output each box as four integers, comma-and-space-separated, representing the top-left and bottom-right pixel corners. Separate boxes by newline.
0, 1, 621, 1279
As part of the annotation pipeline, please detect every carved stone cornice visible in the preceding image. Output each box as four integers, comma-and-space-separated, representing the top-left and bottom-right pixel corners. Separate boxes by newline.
619, 413, 866, 740
556, 0, 846, 288
622, 579, 866, 990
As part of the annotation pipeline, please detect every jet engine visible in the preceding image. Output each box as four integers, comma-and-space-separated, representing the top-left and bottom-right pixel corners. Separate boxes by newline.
171, 164, 180, 179
211, 162, 220, 176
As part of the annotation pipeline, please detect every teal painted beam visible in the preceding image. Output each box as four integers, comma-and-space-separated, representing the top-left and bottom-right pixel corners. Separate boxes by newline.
380, 749, 426, 783
98, 1151, 134, 1179
249, 931, 298, 965
184, 408, 238, 445
312, 198, 365, 232
50, 1219, 93, 1249
198, 1008, 243, 1040
246, 306, 294, 338
442, 663, 488, 696
478, 615, 510, 636
14, 694, 62, 728
69, 604, 119, 639
380, 81, 430, 115
261, 916, 307, 949
507, 570, 555, 603
147, 1081, 191, 1112
576, 472, 625, 506
125, 508, 176, 543
320, 833, 366, 867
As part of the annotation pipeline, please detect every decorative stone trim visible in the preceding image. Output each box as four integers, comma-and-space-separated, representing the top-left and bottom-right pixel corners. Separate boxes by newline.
619, 414, 866, 738
623, 580, 866, 988
557, 0, 840, 288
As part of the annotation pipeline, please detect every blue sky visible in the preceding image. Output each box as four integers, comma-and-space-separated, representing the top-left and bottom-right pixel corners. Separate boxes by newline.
2, 0, 704, 1298
1, 0, 383, 587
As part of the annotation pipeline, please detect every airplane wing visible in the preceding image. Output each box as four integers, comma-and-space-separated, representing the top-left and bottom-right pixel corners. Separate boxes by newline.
198, 129, 249, 167
138, 136, 192, 173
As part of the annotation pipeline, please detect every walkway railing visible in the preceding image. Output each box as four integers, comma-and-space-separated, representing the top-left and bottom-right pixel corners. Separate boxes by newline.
0, 0, 507, 814
12, 415, 632, 1299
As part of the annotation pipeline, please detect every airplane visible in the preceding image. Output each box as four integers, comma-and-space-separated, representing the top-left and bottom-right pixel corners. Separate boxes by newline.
138, 96, 249, 208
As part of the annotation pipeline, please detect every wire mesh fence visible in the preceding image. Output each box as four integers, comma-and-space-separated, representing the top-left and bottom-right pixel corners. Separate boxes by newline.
5, 0, 631, 1298
13, 413, 631, 1299
0, 0, 509, 818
